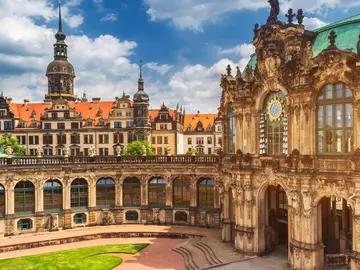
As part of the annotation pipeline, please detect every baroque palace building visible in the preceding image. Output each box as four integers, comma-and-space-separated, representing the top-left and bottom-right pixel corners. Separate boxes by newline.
0, 1, 222, 246
0, 2, 221, 157
219, 2, 360, 270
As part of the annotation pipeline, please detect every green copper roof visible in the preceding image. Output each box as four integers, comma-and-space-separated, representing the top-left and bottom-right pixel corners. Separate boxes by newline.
312, 14, 360, 56
242, 14, 360, 74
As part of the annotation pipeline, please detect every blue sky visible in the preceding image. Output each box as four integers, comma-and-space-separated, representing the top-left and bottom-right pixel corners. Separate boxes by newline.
0, 0, 359, 113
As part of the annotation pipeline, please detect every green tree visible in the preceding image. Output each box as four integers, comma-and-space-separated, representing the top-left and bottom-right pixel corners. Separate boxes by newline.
0, 133, 25, 156
124, 140, 155, 156
185, 148, 199, 156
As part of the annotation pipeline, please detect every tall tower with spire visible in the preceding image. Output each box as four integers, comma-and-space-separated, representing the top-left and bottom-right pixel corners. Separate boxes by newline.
133, 61, 151, 141
45, 0, 76, 102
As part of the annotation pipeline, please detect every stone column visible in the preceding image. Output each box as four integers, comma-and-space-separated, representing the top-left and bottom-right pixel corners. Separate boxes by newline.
164, 178, 173, 224
189, 181, 197, 225
115, 178, 123, 208
113, 176, 123, 225
351, 187, 360, 269
4, 181, 15, 236
222, 189, 231, 242
88, 178, 97, 226
140, 176, 149, 224
6, 184, 14, 216
34, 179, 45, 233
63, 179, 72, 229
35, 179, 44, 214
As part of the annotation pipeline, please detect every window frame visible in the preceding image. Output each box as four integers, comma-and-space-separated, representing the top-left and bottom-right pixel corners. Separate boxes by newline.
148, 177, 166, 208
44, 180, 63, 213
123, 177, 141, 207
70, 179, 88, 209
316, 83, 353, 155
96, 178, 115, 208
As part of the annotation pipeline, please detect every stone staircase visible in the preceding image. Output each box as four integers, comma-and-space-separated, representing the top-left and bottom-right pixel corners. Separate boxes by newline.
173, 236, 251, 270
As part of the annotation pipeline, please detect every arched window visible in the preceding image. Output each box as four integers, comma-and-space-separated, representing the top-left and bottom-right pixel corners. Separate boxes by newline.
198, 178, 214, 208
96, 178, 115, 208
0, 185, 4, 217
173, 178, 190, 207
123, 177, 141, 207
44, 180, 62, 212
317, 83, 353, 154
148, 177, 166, 207
259, 91, 288, 155
228, 106, 235, 154
71, 179, 88, 208
15, 181, 35, 214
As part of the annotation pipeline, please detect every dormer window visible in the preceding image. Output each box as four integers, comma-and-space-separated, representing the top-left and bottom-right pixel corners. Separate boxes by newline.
206, 124, 212, 131
99, 120, 105, 126
31, 120, 37, 128
188, 124, 192, 131
87, 120, 93, 127
0, 110, 6, 116
160, 114, 167, 120
196, 121, 204, 132
19, 121, 25, 128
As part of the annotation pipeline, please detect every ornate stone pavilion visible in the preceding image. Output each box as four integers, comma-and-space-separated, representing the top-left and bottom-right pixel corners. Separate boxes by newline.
0, 156, 220, 237
219, 3, 360, 270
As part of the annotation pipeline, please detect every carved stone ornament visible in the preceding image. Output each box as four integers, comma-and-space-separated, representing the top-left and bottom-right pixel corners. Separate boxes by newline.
36, 146, 42, 158
63, 146, 70, 157
5, 146, 13, 156
115, 145, 122, 157
88, 145, 96, 157
314, 178, 355, 203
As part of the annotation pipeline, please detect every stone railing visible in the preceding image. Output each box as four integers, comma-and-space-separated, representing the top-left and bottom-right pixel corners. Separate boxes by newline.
0, 155, 220, 166
324, 253, 351, 267
220, 154, 356, 174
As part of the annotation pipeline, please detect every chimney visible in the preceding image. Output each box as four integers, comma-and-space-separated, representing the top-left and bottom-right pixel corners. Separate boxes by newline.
92, 97, 101, 104
24, 99, 30, 106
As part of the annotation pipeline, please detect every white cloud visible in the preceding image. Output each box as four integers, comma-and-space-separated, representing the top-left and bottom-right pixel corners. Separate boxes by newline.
145, 62, 173, 75
93, 0, 103, 10
144, 0, 267, 31
163, 59, 237, 113
303, 17, 328, 30
144, 0, 358, 31
101, 13, 118, 22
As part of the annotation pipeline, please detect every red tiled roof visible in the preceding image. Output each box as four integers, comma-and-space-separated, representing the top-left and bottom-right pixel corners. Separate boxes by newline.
149, 109, 177, 121
184, 114, 217, 132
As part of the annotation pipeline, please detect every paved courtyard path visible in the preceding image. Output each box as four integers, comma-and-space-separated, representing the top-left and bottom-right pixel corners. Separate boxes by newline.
0, 224, 216, 248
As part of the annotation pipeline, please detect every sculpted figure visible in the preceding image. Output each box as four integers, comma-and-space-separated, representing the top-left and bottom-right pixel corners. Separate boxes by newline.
88, 145, 96, 157
5, 146, 13, 156
115, 145, 121, 157
36, 146, 42, 157
63, 147, 70, 157
304, 41, 313, 69
268, 0, 280, 21
142, 144, 147, 156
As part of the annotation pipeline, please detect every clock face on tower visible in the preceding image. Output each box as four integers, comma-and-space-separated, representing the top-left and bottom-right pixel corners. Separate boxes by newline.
267, 96, 284, 122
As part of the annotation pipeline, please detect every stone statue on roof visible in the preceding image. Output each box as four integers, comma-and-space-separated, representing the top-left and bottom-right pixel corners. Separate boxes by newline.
88, 145, 96, 157
115, 145, 122, 157
63, 146, 69, 157
5, 146, 13, 156
268, 0, 279, 22
36, 146, 42, 158
142, 144, 147, 156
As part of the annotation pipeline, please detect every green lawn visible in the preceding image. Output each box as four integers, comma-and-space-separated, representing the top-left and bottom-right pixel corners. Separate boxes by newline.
0, 243, 148, 270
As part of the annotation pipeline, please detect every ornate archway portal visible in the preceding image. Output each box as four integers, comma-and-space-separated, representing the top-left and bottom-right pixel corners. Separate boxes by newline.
261, 185, 289, 256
